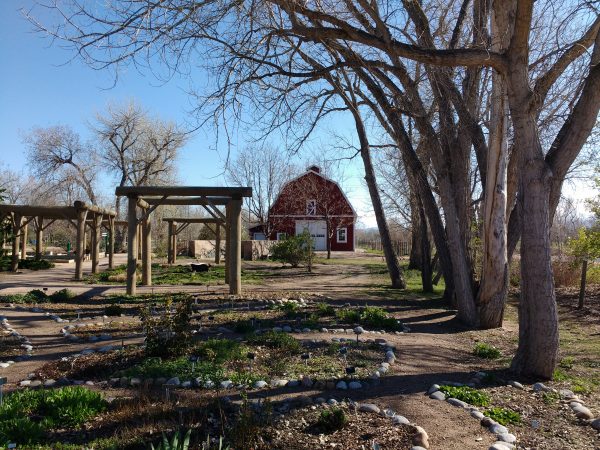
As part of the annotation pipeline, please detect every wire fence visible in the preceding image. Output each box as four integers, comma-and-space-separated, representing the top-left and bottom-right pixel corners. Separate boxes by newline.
357, 239, 411, 256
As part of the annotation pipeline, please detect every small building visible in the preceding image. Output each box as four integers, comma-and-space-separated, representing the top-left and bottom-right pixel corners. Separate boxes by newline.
264, 166, 356, 251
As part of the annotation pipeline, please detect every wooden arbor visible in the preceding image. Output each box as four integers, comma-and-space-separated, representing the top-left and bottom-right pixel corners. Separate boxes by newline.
163, 218, 224, 265
0, 202, 117, 279
115, 186, 252, 296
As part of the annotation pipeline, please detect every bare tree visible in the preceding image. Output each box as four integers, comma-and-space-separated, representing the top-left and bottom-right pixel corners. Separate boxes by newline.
226, 146, 298, 238
24, 125, 97, 204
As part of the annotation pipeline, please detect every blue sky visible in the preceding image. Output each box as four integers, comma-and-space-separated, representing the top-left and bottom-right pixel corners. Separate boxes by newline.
0, 1, 378, 226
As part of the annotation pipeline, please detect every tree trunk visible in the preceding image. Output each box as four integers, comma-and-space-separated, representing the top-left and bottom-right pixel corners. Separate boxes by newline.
418, 197, 433, 293
478, 16, 510, 328
578, 259, 588, 309
408, 189, 423, 270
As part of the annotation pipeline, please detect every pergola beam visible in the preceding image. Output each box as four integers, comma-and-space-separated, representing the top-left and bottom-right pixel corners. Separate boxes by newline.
162, 218, 225, 224
142, 196, 230, 206
116, 186, 251, 197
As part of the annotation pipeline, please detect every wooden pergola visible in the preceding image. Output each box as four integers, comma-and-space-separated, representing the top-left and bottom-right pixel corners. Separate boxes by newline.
0, 201, 117, 279
115, 186, 252, 296
163, 217, 224, 265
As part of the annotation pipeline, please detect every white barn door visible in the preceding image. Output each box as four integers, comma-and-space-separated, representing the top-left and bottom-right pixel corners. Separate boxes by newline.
295, 220, 327, 250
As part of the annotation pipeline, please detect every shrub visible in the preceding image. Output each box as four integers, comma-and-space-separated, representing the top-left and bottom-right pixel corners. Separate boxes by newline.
49, 288, 76, 303
316, 408, 347, 432
104, 303, 124, 316
336, 306, 401, 331
559, 356, 575, 370
151, 429, 192, 450
271, 231, 315, 269
473, 342, 501, 359
141, 297, 193, 358
483, 407, 521, 426
336, 309, 361, 323
195, 339, 244, 364
438, 385, 490, 406
278, 301, 300, 317
316, 302, 335, 316
233, 319, 255, 334
248, 331, 301, 354
18, 259, 55, 271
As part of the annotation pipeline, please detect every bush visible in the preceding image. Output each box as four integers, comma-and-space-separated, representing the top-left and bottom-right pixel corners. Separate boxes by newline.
438, 385, 490, 406
271, 231, 315, 269
484, 407, 521, 426
104, 303, 124, 316
195, 339, 244, 364
0, 387, 106, 446
18, 259, 55, 271
316, 408, 347, 432
336, 306, 401, 331
473, 343, 501, 359
141, 297, 193, 358
248, 331, 301, 354
233, 319, 255, 334
315, 302, 335, 316
49, 288, 76, 303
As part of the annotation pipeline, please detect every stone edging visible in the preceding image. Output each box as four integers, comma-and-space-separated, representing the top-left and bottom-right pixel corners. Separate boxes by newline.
0, 315, 33, 366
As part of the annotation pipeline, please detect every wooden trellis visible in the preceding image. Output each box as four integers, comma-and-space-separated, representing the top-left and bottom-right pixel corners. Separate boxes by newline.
163, 217, 224, 265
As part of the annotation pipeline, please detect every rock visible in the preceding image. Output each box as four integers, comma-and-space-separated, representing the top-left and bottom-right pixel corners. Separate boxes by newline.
411, 447, 428, 450
481, 417, 495, 427
392, 415, 410, 425
99, 333, 112, 340
377, 365, 389, 374
0, 363, 9, 369
81, 349, 95, 355
204, 380, 215, 389
353, 326, 365, 334
166, 377, 181, 386
181, 381, 192, 388
571, 404, 594, 419
489, 423, 509, 435
326, 381, 336, 390
532, 382, 550, 392
336, 380, 348, 390
412, 426, 429, 449
57, 377, 71, 386
447, 398, 468, 408
297, 395, 313, 406
302, 328, 311, 333
98, 345, 114, 352
471, 410, 485, 420
85, 381, 94, 386
320, 328, 329, 333
591, 418, 600, 430
286, 379, 300, 387
497, 433, 517, 444
429, 391, 446, 401
508, 380, 524, 390
271, 379, 288, 388
282, 325, 292, 333
220, 380, 233, 389
155, 377, 167, 386
88, 335, 99, 342
327, 398, 338, 405
427, 384, 440, 395
19, 380, 31, 387
43, 379, 56, 387
130, 378, 142, 387
489, 443, 514, 450
314, 397, 326, 404
272, 327, 283, 332
301, 376, 313, 387
559, 389, 576, 399
349, 381, 362, 389
358, 403, 381, 414
254, 380, 268, 389
29, 380, 42, 388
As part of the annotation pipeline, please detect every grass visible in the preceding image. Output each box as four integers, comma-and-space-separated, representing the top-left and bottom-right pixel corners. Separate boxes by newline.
438, 385, 490, 406
483, 407, 521, 426
248, 331, 302, 353
0, 387, 107, 446
0, 288, 76, 304
473, 342, 502, 359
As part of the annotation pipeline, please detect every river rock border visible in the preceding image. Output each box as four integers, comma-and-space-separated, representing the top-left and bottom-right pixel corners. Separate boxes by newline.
427, 372, 518, 450
0, 315, 33, 366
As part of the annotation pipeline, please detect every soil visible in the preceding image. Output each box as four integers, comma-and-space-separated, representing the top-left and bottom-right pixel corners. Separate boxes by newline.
0, 251, 598, 449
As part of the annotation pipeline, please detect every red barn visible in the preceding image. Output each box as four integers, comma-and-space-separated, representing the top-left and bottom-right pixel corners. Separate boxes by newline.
261, 166, 356, 251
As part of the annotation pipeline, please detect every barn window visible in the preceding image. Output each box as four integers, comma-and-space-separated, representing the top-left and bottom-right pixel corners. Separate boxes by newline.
306, 199, 316, 215
337, 227, 347, 243
276, 232, 287, 241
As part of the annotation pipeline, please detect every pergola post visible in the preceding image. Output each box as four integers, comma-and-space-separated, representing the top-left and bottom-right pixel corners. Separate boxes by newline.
75, 208, 88, 280
20, 222, 28, 260
215, 223, 221, 264
126, 196, 138, 296
91, 214, 102, 274
167, 220, 173, 264
142, 213, 152, 286
35, 216, 43, 261
10, 214, 22, 272
108, 216, 115, 269
228, 198, 242, 295
225, 204, 231, 284
172, 222, 178, 264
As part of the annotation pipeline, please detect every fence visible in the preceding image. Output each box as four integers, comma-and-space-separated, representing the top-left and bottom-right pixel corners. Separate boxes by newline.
357, 239, 411, 256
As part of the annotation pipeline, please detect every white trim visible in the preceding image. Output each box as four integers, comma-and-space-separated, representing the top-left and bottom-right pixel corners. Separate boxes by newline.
306, 199, 316, 216
276, 232, 287, 241
337, 227, 348, 243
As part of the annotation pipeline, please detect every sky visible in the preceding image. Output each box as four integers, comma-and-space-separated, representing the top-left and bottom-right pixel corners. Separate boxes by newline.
0, 2, 596, 228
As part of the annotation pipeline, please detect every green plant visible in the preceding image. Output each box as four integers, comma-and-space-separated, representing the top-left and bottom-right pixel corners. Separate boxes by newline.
316, 302, 335, 316
18, 259, 55, 270
279, 301, 300, 317
559, 356, 575, 370
140, 297, 193, 357
542, 391, 561, 404
483, 407, 521, 425
49, 288, 76, 303
336, 306, 401, 331
271, 231, 315, 270
28, 289, 49, 301
195, 339, 244, 363
230, 370, 261, 386
316, 408, 347, 432
150, 429, 192, 450
233, 319, 255, 334
473, 342, 501, 359
201, 435, 230, 450
336, 309, 361, 323
438, 385, 490, 407
104, 303, 124, 316
248, 331, 301, 353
